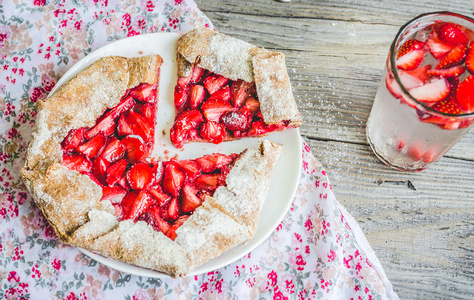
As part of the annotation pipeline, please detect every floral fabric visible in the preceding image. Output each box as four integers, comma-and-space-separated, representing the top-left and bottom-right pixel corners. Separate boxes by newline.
0, 1, 398, 299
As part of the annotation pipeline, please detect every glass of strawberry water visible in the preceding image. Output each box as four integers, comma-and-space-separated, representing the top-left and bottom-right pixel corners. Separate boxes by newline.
367, 12, 474, 172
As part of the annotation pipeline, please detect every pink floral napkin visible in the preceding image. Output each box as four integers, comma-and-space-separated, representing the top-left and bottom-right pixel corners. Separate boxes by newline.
0, 1, 399, 299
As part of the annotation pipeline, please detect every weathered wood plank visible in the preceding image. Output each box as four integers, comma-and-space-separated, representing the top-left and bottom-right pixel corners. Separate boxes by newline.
304, 138, 474, 299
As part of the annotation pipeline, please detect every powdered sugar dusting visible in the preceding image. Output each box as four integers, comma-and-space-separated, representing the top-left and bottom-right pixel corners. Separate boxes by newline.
175, 200, 249, 268
71, 208, 118, 245
253, 51, 301, 125
119, 220, 190, 274
212, 140, 283, 234
207, 34, 255, 82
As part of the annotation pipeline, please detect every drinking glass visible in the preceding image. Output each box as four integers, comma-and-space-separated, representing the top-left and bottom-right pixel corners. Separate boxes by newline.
366, 12, 474, 172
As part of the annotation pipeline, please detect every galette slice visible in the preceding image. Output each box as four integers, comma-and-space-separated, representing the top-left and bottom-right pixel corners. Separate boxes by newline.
170, 26, 302, 148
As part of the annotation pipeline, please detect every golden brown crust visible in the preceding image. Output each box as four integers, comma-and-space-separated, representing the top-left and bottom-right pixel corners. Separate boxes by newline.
212, 140, 284, 235
176, 27, 302, 126
21, 52, 284, 278
127, 55, 163, 88
252, 51, 302, 126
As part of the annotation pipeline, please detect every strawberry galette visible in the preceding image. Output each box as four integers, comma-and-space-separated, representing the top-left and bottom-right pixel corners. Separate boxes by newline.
21, 48, 290, 276
170, 27, 302, 148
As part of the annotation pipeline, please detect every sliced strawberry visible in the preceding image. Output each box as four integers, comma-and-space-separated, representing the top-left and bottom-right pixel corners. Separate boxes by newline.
221, 110, 250, 131
431, 98, 462, 115
117, 175, 130, 190
121, 191, 139, 220
112, 203, 124, 220
84, 96, 135, 140
105, 158, 128, 186
166, 215, 190, 240
194, 173, 219, 191
62, 127, 86, 151
139, 206, 170, 233
62, 154, 92, 173
139, 103, 155, 120
201, 99, 234, 122
385, 73, 403, 99
199, 121, 226, 144
407, 143, 424, 161
427, 66, 465, 78
108, 95, 135, 119
162, 161, 187, 197
180, 183, 202, 213
100, 138, 125, 163
117, 114, 133, 137
126, 162, 154, 190
129, 83, 156, 103
170, 110, 205, 147
427, 31, 455, 59
386, 69, 427, 99
195, 153, 233, 173
396, 39, 426, 70
466, 41, 474, 74
190, 65, 205, 83
408, 78, 450, 103
420, 97, 463, 125
174, 159, 202, 181
437, 22, 469, 46
85, 173, 103, 187
124, 190, 155, 222
403, 65, 432, 83
125, 110, 154, 142
422, 150, 437, 163
174, 86, 189, 109
208, 85, 231, 102
76, 133, 106, 158
203, 74, 230, 95
187, 129, 199, 140
231, 80, 255, 108
170, 124, 187, 149
189, 84, 206, 109
456, 75, 474, 113
91, 157, 109, 185
121, 135, 148, 163
164, 197, 180, 222
245, 120, 271, 136
147, 184, 172, 206
436, 43, 467, 69
101, 185, 127, 203
84, 115, 116, 140
174, 109, 205, 131
177, 76, 191, 89
242, 97, 260, 115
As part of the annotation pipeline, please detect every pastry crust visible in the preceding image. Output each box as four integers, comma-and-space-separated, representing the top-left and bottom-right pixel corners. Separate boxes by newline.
176, 26, 302, 127
20, 54, 285, 277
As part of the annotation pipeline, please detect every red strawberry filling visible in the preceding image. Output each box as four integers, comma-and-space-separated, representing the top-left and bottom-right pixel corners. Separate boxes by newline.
170, 66, 294, 148
60, 83, 241, 240
387, 21, 474, 129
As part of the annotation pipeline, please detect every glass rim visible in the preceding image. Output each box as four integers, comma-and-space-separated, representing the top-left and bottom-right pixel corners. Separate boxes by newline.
390, 11, 474, 119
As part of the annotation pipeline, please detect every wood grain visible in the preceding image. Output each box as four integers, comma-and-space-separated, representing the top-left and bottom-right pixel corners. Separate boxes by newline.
195, 0, 474, 298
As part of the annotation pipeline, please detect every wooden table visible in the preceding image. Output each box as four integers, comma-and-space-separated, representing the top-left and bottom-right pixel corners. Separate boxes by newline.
195, 1, 474, 299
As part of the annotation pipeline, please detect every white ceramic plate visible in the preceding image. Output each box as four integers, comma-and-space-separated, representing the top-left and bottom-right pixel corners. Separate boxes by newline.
52, 33, 302, 278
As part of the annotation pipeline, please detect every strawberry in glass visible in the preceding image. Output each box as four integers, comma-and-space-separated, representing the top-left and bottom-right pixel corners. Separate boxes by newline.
367, 12, 474, 171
